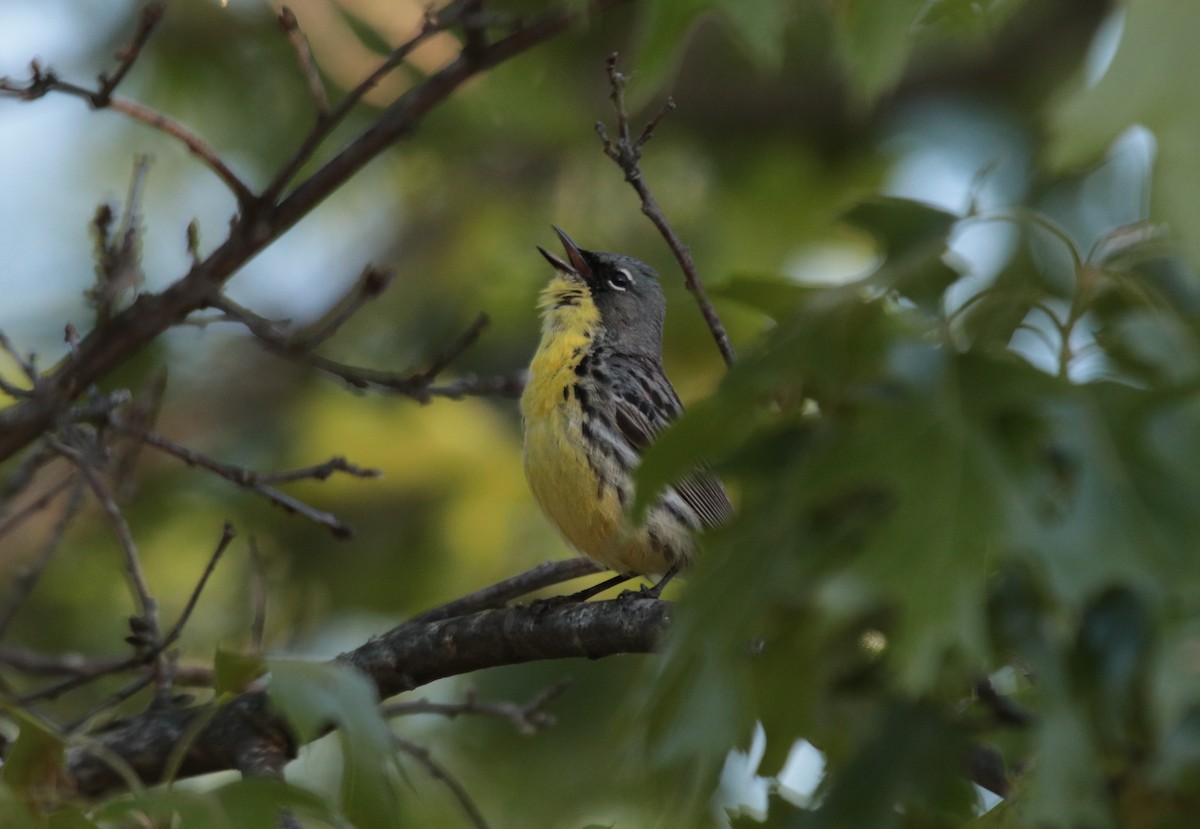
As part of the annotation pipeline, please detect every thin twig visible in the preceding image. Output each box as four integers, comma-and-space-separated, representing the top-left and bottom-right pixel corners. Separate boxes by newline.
254, 457, 379, 485
0, 329, 38, 385
0, 474, 74, 539
214, 295, 496, 402
411, 557, 601, 624
0, 68, 254, 207
395, 738, 491, 829
51, 437, 162, 655
411, 313, 490, 389
0, 476, 86, 637
248, 538, 267, 652
0, 645, 210, 686
107, 98, 254, 207
424, 372, 526, 400
63, 673, 155, 734
289, 266, 395, 350
261, 1, 467, 202
277, 6, 330, 118
94, 2, 166, 104
596, 53, 736, 368
383, 679, 569, 736
109, 417, 373, 538
161, 521, 236, 649
0, 645, 127, 678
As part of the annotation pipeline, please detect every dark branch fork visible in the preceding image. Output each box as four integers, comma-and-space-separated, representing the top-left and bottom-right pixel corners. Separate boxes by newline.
0, 0, 630, 465
596, 54, 737, 369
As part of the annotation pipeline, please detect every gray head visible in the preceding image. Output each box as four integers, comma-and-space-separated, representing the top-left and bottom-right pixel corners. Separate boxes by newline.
538, 226, 666, 355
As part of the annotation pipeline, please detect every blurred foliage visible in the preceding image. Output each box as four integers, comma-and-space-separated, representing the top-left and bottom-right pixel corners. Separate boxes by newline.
5, 0, 1200, 826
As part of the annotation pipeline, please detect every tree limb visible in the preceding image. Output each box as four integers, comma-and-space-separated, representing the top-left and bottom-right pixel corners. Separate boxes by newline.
65, 598, 670, 798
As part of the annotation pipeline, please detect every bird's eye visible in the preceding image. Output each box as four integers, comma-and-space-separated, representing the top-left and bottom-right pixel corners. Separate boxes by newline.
607, 268, 633, 292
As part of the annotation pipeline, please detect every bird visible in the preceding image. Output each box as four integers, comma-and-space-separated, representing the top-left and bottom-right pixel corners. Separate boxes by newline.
520, 227, 732, 598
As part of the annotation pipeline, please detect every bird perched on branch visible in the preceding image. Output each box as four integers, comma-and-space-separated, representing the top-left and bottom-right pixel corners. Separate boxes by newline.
521, 228, 732, 597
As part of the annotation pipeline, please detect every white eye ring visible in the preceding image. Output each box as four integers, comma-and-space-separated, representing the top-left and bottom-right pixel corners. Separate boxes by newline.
608, 268, 634, 292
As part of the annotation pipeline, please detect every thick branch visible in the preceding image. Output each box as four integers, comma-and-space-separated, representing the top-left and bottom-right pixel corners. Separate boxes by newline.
65, 598, 669, 798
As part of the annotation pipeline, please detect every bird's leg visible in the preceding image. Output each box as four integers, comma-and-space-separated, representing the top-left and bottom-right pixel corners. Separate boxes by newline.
556, 572, 633, 603
621, 563, 681, 600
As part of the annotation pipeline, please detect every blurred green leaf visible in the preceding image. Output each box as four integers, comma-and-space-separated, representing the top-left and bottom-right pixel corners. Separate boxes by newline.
833, 0, 928, 101
267, 659, 399, 828
844, 196, 964, 311
214, 648, 265, 697
1, 711, 65, 797
1071, 586, 1153, 752
1049, 0, 1200, 268
93, 777, 336, 829
709, 274, 810, 320
806, 701, 976, 828
634, 0, 790, 100
331, 4, 395, 58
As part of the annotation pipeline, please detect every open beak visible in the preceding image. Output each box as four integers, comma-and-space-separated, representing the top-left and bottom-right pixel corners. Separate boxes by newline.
537, 226, 592, 280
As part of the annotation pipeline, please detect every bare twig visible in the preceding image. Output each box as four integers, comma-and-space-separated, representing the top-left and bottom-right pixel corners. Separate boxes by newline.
0, 474, 74, 539
411, 557, 601, 624
64, 673, 156, 734
411, 313, 491, 391
261, 2, 465, 203
0, 476, 86, 637
89, 156, 149, 324
108, 417, 374, 538
107, 97, 254, 207
214, 295, 496, 403
0, 645, 127, 678
277, 6, 330, 118
0, 329, 38, 385
396, 737, 491, 829
248, 538, 268, 652
0, 645, 210, 686
596, 53, 736, 368
255, 457, 379, 485
94, 2, 166, 104
51, 437, 162, 656
424, 372, 526, 400
383, 679, 569, 735
0, 67, 254, 207
13, 519, 234, 705
161, 522, 236, 650
289, 266, 395, 350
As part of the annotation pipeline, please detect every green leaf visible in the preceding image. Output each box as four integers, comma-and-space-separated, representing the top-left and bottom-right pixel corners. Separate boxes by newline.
844, 196, 964, 311
332, 4, 396, 58
2, 710, 65, 796
1048, 0, 1200, 268
842, 197, 960, 257
709, 274, 811, 321
93, 777, 336, 829
267, 659, 400, 828
214, 648, 265, 696
833, 0, 929, 102
1071, 586, 1153, 752
634, 0, 791, 101
807, 700, 976, 827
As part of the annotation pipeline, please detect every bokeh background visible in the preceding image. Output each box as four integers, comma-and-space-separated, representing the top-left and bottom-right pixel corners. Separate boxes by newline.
2, 0, 1180, 825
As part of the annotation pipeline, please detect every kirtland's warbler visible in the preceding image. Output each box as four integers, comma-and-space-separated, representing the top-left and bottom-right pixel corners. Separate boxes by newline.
521, 228, 732, 589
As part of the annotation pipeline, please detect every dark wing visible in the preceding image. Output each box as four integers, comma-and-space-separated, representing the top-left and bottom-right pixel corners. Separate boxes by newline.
608, 353, 734, 529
